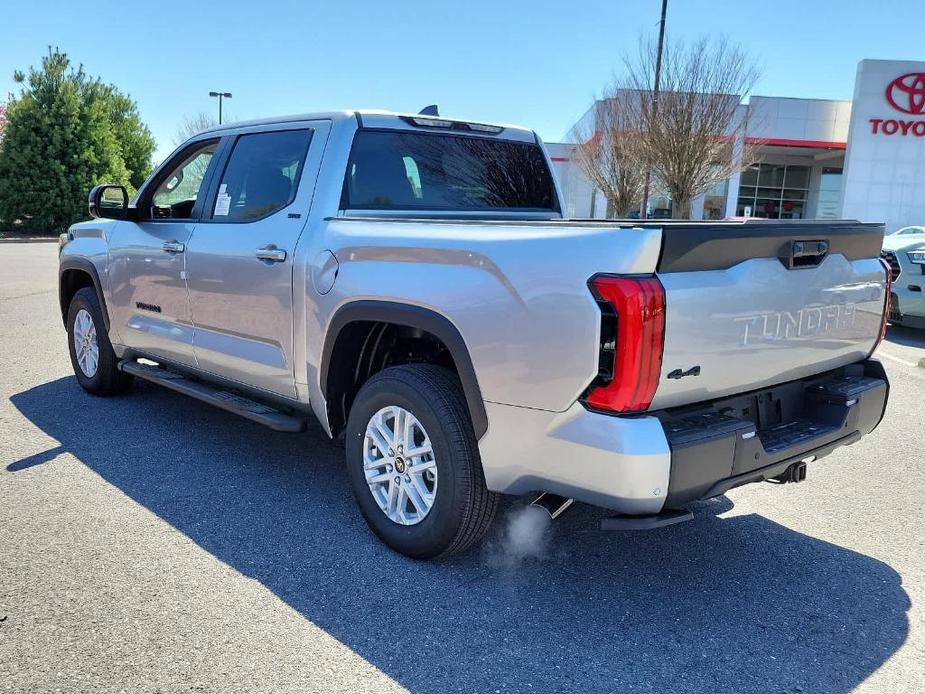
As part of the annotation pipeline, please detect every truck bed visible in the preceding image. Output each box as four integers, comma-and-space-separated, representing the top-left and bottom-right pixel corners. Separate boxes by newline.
331, 216, 887, 413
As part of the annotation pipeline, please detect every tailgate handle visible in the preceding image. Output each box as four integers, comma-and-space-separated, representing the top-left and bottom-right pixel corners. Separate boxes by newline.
779, 240, 829, 269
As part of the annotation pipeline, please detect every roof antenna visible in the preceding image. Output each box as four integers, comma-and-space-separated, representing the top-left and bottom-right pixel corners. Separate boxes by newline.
418, 105, 439, 116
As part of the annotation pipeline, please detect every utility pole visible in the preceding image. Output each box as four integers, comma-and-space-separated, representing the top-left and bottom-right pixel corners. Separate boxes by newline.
209, 91, 233, 125
640, 0, 668, 221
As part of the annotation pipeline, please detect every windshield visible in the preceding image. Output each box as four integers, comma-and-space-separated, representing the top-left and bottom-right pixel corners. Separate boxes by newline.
342, 130, 558, 212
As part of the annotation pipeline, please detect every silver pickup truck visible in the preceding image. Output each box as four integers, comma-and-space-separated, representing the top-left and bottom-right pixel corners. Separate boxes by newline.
59, 110, 891, 558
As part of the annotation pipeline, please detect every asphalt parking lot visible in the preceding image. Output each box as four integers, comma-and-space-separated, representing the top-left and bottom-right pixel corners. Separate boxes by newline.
1, 242, 924, 693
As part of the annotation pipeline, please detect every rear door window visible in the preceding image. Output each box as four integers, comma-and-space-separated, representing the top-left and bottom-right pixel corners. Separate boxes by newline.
212, 129, 313, 221
343, 130, 557, 212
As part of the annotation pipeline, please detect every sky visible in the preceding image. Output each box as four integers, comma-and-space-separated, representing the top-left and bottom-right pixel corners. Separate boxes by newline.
2, 0, 924, 164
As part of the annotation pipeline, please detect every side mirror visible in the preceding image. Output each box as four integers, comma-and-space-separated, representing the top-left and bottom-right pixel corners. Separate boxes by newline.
88, 184, 129, 219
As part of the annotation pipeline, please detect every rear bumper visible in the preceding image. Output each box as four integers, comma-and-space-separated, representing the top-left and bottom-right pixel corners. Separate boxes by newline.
478, 360, 888, 514
658, 359, 888, 507
478, 402, 671, 515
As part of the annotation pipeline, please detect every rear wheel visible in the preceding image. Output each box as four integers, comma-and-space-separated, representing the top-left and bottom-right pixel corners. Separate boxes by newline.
345, 364, 498, 559
66, 287, 132, 396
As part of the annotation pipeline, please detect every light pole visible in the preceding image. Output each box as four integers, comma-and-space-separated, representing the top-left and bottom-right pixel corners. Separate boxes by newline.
208, 91, 232, 125
640, 0, 668, 221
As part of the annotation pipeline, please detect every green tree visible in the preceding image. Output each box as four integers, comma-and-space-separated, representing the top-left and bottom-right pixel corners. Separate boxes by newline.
0, 49, 155, 232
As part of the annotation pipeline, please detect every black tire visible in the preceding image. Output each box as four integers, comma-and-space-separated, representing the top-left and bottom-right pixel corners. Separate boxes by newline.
66, 286, 132, 396
345, 364, 498, 559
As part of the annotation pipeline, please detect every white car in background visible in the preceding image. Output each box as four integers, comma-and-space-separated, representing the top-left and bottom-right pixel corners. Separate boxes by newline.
882, 230, 925, 330
887, 225, 925, 237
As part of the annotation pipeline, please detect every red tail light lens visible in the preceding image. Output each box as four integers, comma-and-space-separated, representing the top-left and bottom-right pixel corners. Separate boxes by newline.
584, 275, 666, 413
872, 257, 893, 353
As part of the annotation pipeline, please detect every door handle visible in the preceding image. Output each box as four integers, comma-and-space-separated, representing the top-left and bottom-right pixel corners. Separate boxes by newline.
778, 239, 828, 269
162, 241, 185, 254
256, 246, 287, 263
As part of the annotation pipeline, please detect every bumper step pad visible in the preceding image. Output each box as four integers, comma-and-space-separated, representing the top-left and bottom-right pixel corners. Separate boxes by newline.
601, 508, 693, 531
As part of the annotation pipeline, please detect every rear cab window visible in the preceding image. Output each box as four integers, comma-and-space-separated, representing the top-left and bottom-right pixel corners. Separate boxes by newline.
342, 129, 558, 213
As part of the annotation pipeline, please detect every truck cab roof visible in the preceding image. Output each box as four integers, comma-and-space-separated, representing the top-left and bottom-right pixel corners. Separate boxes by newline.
197, 110, 539, 143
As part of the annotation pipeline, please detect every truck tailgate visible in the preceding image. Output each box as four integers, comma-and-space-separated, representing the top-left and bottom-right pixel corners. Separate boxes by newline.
649, 221, 887, 410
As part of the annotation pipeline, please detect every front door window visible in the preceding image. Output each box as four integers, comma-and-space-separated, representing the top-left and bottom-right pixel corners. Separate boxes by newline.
150, 141, 218, 219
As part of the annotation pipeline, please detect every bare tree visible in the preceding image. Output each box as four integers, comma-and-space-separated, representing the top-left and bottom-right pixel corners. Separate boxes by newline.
173, 112, 218, 146
568, 96, 645, 218
621, 36, 761, 219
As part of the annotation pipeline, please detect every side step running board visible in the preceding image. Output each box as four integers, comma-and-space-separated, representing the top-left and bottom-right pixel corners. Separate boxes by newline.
600, 508, 693, 531
120, 361, 307, 433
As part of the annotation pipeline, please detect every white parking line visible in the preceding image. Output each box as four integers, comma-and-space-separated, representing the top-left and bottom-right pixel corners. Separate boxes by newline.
877, 350, 920, 368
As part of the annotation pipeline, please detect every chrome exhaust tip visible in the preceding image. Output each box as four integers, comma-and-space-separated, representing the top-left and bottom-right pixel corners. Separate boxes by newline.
530, 493, 575, 520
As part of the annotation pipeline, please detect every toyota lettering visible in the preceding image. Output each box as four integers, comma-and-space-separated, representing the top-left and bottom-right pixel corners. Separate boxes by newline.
869, 72, 925, 135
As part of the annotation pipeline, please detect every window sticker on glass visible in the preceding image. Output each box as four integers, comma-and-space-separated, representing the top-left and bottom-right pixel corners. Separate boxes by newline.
214, 183, 231, 217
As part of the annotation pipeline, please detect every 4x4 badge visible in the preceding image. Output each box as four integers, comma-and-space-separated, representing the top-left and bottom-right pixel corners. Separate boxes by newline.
667, 365, 701, 380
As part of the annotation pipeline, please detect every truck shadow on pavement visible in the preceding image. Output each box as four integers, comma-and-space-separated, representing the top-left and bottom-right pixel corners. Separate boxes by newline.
885, 324, 925, 350
10, 377, 911, 694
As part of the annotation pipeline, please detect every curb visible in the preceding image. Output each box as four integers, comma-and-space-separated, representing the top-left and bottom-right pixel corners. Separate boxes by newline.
0, 237, 59, 244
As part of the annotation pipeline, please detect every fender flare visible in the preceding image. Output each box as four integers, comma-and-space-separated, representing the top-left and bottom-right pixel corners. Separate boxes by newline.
59, 258, 110, 331
320, 301, 488, 439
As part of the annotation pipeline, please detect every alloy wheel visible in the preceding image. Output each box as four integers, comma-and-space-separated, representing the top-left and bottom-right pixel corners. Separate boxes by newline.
363, 405, 438, 525
73, 308, 100, 378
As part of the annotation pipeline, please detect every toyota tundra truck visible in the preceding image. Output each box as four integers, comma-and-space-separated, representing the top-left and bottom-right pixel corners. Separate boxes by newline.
58, 110, 891, 558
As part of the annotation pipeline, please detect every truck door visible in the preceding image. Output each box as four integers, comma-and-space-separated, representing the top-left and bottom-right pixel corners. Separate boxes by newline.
184, 123, 327, 398
108, 138, 222, 366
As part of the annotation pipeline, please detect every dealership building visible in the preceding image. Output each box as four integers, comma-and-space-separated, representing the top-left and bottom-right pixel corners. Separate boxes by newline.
550, 59, 925, 231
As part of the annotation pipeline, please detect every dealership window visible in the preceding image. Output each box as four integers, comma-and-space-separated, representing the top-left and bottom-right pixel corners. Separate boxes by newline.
701, 179, 728, 220
815, 168, 843, 218
736, 163, 810, 219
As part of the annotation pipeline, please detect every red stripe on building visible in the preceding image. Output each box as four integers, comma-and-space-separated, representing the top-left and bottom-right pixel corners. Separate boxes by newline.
745, 137, 846, 149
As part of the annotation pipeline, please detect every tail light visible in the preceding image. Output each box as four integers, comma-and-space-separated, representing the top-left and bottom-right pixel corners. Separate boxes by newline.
872, 257, 893, 353
583, 275, 666, 413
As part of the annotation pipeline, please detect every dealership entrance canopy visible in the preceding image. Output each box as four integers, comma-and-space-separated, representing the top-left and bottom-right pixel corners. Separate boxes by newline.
551, 59, 925, 231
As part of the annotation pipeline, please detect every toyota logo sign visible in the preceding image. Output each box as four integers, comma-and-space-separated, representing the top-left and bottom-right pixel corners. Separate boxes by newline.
885, 73, 925, 115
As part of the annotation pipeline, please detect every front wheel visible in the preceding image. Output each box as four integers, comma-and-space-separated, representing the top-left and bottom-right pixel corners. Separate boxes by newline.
66, 287, 132, 396
345, 365, 498, 559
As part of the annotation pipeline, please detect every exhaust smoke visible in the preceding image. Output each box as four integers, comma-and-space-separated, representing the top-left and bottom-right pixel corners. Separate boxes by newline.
490, 504, 552, 566
486, 495, 573, 567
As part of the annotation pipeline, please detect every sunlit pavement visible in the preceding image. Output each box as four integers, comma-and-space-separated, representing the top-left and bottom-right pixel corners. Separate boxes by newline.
1, 243, 923, 693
